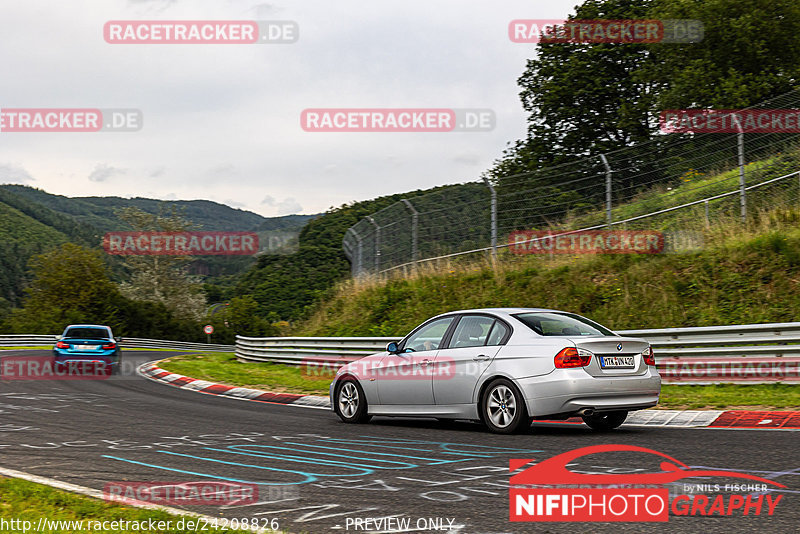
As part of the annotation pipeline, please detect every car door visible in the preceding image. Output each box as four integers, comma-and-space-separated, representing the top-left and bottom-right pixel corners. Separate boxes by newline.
376, 316, 455, 405
433, 315, 510, 406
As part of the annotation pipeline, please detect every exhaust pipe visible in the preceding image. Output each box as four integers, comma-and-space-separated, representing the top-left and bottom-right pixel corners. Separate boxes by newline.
578, 408, 595, 417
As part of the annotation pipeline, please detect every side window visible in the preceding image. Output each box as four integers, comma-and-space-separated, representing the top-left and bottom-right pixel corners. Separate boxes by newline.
450, 315, 495, 349
486, 321, 510, 346
403, 317, 454, 352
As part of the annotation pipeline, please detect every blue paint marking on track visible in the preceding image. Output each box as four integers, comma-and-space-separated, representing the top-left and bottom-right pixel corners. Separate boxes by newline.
205, 446, 422, 470
103, 436, 544, 488
260, 441, 477, 464
155, 449, 374, 478
102, 454, 311, 485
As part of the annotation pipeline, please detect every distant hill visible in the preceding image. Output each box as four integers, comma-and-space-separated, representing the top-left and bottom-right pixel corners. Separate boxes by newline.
1, 185, 314, 233
234, 182, 487, 321
0, 184, 318, 308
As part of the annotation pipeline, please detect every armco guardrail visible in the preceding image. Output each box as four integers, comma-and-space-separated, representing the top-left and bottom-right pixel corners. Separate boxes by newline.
235, 336, 394, 366
236, 322, 800, 383
0, 334, 233, 352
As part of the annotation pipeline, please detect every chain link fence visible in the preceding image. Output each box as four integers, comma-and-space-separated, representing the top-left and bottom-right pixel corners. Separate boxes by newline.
344, 90, 800, 277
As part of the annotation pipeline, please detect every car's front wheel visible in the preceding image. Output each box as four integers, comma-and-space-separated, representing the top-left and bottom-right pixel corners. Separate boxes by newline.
582, 410, 628, 431
481, 378, 528, 434
334, 378, 372, 424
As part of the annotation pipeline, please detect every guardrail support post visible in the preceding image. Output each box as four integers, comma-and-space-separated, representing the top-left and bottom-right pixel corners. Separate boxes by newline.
482, 177, 497, 261
600, 154, 613, 228
401, 199, 419, 267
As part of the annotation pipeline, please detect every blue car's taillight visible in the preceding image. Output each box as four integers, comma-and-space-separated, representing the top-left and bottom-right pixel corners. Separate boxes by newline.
102, 342, 116, 350
56, 341, 69, 349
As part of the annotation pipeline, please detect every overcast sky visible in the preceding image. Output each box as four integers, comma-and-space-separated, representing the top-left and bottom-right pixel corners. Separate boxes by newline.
0, 0, 578, 218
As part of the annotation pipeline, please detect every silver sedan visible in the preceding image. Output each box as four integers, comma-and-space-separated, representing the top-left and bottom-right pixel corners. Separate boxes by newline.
330, 308, 661, 433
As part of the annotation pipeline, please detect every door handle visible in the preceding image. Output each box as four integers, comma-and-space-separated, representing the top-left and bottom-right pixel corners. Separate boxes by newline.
420, 359, 432, 366
473, 354, 490, 361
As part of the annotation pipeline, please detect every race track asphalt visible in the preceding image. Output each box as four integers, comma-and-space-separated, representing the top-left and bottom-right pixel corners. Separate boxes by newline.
0, 350, 797, 534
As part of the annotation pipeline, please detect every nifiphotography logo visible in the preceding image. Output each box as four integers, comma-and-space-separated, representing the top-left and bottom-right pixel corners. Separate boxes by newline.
509, 444, 785, 522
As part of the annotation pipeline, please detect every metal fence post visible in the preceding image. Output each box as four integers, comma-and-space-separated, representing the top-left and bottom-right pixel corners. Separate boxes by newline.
482, 177, 497, 260
732, 116, 746, 223
600, 154, 613, 228
346, 228, 364, 277
366, 216, 381, 273
401, 199, 419, 266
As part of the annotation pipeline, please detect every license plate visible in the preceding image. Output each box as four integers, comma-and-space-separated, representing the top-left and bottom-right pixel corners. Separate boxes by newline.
600, 356, 635, 369
76, 344, 98, 350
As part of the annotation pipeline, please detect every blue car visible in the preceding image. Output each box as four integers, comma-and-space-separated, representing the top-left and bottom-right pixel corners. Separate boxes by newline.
53, 324, 122, 375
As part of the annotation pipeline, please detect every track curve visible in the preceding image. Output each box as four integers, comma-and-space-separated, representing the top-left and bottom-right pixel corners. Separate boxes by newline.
0, 350, 797, 533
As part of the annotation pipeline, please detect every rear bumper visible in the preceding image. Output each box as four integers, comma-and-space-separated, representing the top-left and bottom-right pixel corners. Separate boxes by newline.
516, 367, 661, 417
53, 351, 120, 367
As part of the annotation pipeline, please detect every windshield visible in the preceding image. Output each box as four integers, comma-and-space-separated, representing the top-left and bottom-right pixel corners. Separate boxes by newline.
513, 312, 615, 337
63, 327, 110, 340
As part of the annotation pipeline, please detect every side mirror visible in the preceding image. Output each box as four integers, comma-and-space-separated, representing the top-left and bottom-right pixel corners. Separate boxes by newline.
55, 335, 63, 341
117, 337, 124, 343
386, 342, 399, 354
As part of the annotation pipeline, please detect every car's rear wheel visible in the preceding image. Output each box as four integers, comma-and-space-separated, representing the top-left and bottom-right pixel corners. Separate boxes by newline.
481, 378, 528, 434
582, 410, 628, 431
334, 378, 372, 424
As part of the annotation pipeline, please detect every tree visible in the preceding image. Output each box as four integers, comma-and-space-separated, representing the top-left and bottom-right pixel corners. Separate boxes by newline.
646, 0, 800, 109
493, 0, 658, 179
115, 206, 206, 322
5, 243, 125, 333
2, 243, 208, 341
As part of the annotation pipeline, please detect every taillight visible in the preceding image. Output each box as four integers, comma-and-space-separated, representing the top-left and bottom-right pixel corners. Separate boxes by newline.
554, 347, 593, 368
56, 341, 69, 349
642, 346, 656, 366
102, 342, 116, 350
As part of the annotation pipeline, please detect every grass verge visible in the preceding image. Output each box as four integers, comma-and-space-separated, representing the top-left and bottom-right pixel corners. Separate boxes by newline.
157, 353, 800, 410
659, 383, 800, 410
0, 477, 251, 533
158, 352, 332, 395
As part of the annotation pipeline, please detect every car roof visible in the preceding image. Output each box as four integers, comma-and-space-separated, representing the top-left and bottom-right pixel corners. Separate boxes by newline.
64, 324, 112, 329
435, 308, 563, 316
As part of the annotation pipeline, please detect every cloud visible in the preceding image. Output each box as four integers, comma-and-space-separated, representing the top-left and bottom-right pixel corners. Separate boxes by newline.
88, 163, 126, 183
453, 153, 481, 166
149, 166, 166, 178
249, 3, 281, 17
261, 194, 302, 214
276, 197, 302, 215
224, 198, 246, 208
208, 163, 236, 177
0, 163, 34, 184
127, 0, 177, 14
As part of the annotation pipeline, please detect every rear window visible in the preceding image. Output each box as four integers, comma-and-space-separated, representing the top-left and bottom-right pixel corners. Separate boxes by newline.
64, 327, 110, 340
513, 312, 614, 337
